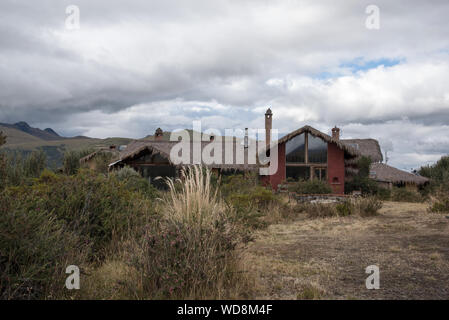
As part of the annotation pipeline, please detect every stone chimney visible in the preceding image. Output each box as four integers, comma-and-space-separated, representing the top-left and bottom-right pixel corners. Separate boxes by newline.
265, 108, 272, 148
331, 126, 340, 140
155, 128, 163, 141
244, 128, 249, 148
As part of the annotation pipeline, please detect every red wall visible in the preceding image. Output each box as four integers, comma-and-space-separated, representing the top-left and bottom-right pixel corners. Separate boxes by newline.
327, 142, 345, 194
260, 140, 346, 194
260, 143, 285, 191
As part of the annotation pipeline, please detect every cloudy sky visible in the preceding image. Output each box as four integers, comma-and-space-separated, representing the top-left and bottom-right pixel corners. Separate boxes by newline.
1, 0, 449, 170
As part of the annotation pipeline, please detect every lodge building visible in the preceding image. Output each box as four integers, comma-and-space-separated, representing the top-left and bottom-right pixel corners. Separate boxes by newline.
104, 108, 428, 194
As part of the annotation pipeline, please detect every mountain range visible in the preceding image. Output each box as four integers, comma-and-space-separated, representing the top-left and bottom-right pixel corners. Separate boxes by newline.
0, 121, 132, 167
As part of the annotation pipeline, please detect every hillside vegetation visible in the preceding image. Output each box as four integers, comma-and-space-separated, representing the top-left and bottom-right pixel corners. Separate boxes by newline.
0, 122, 132, 168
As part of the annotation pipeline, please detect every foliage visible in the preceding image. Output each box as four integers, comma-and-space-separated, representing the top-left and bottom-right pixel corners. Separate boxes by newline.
345, 176, 379, 195
0, 150, 46, 186
288, 179, 332, 195
111, 166, 158, 199
219, 174, 277, 229
2, 169, 154, 261
429, 189, 449, 213
126, 166, 246, 298
0, 190, 88, 299
419, 156, 449, 185
391, 187, 423, 202
300, 197, 382, 218
63, 149, 95, 175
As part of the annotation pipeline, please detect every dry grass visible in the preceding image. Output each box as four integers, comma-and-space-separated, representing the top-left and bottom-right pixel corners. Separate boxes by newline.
163, 166, 226, 226
244, 201, 449, 299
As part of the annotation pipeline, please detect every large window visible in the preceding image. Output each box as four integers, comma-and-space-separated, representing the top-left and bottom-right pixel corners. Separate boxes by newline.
286, 166, 310, 181
308, 134, 327, 163
285, 132, 328, 181
286, 134, 305, 163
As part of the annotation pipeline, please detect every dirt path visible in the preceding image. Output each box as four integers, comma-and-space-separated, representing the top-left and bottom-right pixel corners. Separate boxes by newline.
244, 201, 449, 299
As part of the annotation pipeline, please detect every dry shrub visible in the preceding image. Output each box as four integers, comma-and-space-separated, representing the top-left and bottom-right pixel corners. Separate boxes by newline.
299, 197, 382, 218
125, 166, 251, 299
429, 189, 449, 213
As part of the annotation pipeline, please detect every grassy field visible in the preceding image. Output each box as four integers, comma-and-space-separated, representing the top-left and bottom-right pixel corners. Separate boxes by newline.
244, 201, 449, 299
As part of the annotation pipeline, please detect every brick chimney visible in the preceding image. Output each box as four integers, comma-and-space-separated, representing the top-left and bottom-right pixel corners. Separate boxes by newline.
265, 108, 272, 148
155, 128, 163, 141
331, 126, 340, 140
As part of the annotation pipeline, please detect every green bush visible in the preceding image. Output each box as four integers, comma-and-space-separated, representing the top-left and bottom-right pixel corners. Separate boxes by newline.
112, 166, 158, 199
1, 151, 47, 186
391, 187, 423, 202
345, 176, 379, 195
376, 187, 391, 200
63, 149, 94, 175
3, 169, 154, 260
0, 194, 88, 299
288, 179, 332, 194
336, 201, 352, 216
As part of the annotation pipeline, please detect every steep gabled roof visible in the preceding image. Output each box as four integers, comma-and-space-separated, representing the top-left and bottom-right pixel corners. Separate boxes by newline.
341, 139, 383, 163
370, 163, 429, 185
277, 125, 359, 158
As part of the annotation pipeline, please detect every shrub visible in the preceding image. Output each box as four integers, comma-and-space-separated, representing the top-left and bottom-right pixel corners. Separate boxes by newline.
111, 166, 158, 199
391, 187, 423, 202
63, 149, 94, 175
429, 189, 449, 213
288, 179, 332, 195
353, 197, 383, 217
376, 187, 391, 201
126, 166, 247, 299
0, 194, 88, 299
220, 174, 277, 229
302, 202, 338, 218
345, 176, 379, 195
3, 169, 154, 260
300, 197, 382, 218
1, 151, 47, 186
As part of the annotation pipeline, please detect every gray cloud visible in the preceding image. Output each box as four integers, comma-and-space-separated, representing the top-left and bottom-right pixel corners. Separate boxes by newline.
1, 0, 449, 169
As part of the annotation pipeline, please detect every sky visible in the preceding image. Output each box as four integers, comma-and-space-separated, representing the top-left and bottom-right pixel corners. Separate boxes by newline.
1, 0, 449, 170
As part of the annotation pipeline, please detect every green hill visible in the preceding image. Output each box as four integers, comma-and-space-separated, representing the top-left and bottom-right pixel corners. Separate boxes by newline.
0, 123, 132, 168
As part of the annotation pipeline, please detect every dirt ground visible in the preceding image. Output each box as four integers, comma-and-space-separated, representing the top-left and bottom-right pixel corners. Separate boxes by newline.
244, 201, 449, 299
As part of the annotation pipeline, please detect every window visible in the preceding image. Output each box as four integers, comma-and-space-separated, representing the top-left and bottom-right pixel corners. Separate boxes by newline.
308, 134, 327, 163
286, 166, 310, 181
314, 168, 327, 181
286, 134, 305, 163
285, 132, 329, 181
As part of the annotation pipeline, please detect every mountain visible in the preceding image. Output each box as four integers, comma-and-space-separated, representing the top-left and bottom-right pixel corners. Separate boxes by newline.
0, 121, 132, 168
0, 121, 61, 141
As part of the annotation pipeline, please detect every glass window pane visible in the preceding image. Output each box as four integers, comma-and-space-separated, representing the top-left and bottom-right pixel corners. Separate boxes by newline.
286, 166, 310, 181
286, 134, 305, 163
308, 134, 327, 163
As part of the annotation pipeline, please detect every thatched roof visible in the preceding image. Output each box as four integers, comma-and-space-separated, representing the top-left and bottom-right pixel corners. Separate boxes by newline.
110, 139, 261, 171
79, 148, 120, 164
277, 125, 359, 158
342, 139, 383, 163
369, 163, 429, 185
